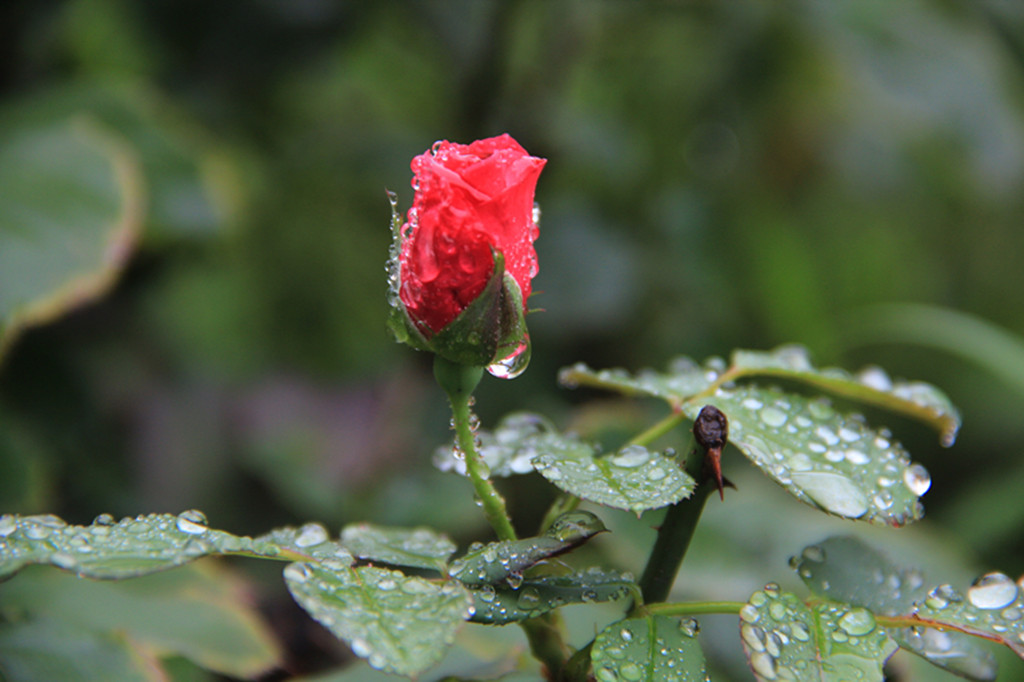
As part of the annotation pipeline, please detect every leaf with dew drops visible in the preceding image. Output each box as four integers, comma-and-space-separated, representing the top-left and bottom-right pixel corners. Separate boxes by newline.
730, 346, 960, 446
591, 614, 707, 682
0, 512, 351, 581
739, 584, 897, 682
558, 356, 719, 407
433, 412, 591, 479
791, 536, 997, 680
685, 387, 929, 525
559, 347, 959, 447
340, 523, 456, 571
532, 444, 695, 514
284, 562, 472, 677
467, 567, 637, 625
449, 511, 606, 587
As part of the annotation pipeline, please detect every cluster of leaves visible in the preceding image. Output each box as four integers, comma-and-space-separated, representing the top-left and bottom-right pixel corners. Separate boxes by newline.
3, 345, 1023, 680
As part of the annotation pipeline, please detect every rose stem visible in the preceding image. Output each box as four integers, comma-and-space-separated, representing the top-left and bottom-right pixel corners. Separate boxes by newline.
636, 405, 727, 604
434, 357, 569, 676
434, 357, 517, 542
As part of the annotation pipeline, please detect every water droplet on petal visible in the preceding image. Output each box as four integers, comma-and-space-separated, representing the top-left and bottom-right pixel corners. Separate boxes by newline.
968, 572, 1018, 609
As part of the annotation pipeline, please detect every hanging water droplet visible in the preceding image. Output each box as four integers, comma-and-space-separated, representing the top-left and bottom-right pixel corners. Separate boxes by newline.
968, 572, 1018, 610
175, 510, 209, 535
903, 463, 931, 496
487, 339, 530, 379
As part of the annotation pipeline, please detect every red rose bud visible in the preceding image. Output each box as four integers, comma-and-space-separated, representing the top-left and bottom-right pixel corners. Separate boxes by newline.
387, 134, 546, 377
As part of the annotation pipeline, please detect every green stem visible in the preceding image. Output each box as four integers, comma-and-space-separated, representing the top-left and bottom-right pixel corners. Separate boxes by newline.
637, 444, 714, 604
644, 600, 745, 617
537, 492, 581, 534
434, 358, 569, 676
626, 409, 688, 448
521, 614, 570, 680
435, 357, 517, 543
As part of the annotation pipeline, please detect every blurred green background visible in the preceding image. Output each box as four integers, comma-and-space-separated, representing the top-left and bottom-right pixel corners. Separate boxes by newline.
3, 1, 1024, 679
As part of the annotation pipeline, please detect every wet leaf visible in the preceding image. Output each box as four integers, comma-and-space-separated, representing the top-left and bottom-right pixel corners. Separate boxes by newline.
340, 523, 456, 571
558, 346, 959, 446
558, 357, 717, 406
0, 616, 160, 682
533, 444, 695, 514
284, 562, 472, 677
685, 386, 928, 525
433, 412, 592, 478
0, 512, 350, 580
591, 615, 707, 681
449, 511, 606, 587
0, 563, 281, 678
730, 346, 960, 446
467, 568, 637, 625
739, 585, 897, 681
253, 523, 353, 563
791, 536, 996, 680
0, 119, 143, 360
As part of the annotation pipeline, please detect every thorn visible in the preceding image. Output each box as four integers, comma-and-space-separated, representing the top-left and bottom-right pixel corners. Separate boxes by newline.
693, 405, 729, 500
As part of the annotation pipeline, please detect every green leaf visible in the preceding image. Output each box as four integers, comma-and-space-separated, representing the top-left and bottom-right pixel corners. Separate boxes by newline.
434, 412, 591, 478
907, 575, 1024, 673
730, 346, 960, 446
0, 512, 349, 580
792, 536, 997, 680
467, 568, 637, 625
685, 386, 929, 524
0, 616, 160, 682
559, 346, 960, 446
591, 615, 707, 681
340, 523, 456, 571
449, 511, 606, 586
533, 444, 695, 514
0, 119, 143, 360
284, 562, 472, 677
739, 585, 898, 681
558, 356, 717, 406
252, 523, 354, 563
0, 563, 281, 679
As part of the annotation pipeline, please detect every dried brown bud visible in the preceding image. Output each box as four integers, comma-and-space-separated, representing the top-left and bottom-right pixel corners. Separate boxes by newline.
693, 405, 728, 452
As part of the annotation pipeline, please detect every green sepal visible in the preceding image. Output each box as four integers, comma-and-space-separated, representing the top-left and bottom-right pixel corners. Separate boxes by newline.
428, 250, 512, 367
386, 188, 532, 369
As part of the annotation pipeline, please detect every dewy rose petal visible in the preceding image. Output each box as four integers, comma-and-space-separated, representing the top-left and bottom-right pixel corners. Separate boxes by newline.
397, 134, 546, 336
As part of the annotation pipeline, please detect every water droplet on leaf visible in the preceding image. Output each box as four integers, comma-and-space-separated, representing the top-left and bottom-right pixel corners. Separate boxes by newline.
175, 510, 209, 535
968, 572, 1018, 609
